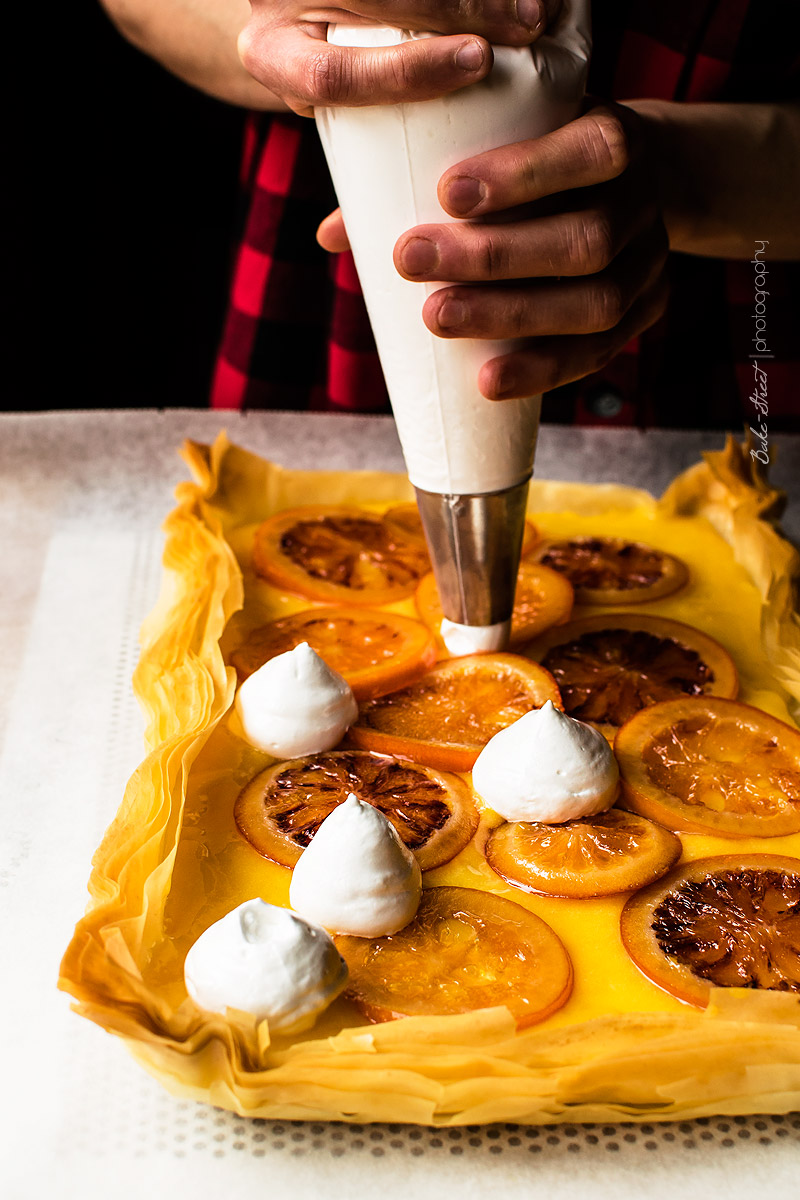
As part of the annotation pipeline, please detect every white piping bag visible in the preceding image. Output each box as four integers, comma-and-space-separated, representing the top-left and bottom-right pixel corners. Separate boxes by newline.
316, 4, 591, 650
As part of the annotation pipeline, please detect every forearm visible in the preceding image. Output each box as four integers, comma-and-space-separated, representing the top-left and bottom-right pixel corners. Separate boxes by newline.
627, 99, 800, 260
100, 0, 288, 110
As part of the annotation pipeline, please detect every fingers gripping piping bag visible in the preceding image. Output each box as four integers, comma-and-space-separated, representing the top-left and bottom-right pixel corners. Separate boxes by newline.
315, 4, 591, 651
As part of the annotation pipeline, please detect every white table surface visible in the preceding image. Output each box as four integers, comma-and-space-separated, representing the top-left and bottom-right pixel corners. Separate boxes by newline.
1, 411, 798, 1199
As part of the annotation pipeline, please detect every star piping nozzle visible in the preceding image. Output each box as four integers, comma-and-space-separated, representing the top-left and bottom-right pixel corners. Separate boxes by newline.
414, 478, 531, 652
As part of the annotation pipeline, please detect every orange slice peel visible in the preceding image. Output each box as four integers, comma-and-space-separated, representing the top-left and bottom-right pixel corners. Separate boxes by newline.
485, 808, 682, 898
620, 854, 800, 1007
348, 653, 562, 771
234, 750, 478, 871
230, 606, 437, 700
525, 612, 739, 736
615, 695, 800, 838
528, 535, 689, 604
252, 505, 430, 605
335, 885, 573, 1028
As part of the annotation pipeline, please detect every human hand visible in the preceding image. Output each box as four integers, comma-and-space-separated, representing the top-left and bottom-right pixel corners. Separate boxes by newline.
391, 100, 670, 399
238, 2, 558, 117
320, 100, 669, 400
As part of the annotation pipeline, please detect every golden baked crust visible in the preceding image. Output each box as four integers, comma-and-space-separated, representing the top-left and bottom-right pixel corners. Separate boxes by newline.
58, 435, 800, 1123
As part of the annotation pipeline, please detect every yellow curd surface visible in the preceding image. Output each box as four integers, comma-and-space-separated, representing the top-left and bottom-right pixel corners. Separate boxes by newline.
153, 498, 799, 1035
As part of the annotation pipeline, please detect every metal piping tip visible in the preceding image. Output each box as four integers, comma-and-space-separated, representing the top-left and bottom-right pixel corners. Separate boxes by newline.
414, 479, 531, 641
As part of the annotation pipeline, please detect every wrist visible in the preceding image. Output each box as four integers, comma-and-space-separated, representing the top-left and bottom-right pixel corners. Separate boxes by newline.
623, 99, 800, 260
622, 99, 705, 255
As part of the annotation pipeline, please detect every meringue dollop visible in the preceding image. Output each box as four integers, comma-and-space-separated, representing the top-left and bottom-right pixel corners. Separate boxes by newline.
234, 641, 358, 757
472, 699, 620, 823
440, 617, 511, 656
289, 793, 422, 937
183, 899, 348, 1033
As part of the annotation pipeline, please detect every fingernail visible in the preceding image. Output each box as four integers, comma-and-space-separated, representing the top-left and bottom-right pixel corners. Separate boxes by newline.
516, 0, 542, 33
437, 297, 469, 329
455, 39, 485, 72
493, 365, 518, 399
401, 237, 439, 277
445, 175, 485, 216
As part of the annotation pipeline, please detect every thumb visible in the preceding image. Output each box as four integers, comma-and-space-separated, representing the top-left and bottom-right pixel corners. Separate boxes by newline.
317, 208, 350, 253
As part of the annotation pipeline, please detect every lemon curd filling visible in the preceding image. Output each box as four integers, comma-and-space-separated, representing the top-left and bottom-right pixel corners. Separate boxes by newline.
59, 436, 800, 1123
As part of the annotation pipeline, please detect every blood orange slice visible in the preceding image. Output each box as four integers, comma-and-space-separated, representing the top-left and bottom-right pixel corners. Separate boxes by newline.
229, 607, 437, 700
234, 750, 477, 871
414, 559, 574, 649
485, 809, 682, 898
615, 696, 800, 837
525, 613, 738, 736
335, 886, 573, 1028
381, 503, 429, 547
529, 536, 688, 604
348, 654, 562, 772
620, 854, 800, 1006
252, 505, 430, 605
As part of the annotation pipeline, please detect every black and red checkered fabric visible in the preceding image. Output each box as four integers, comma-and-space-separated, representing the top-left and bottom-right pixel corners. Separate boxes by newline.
211, 0, 799, 429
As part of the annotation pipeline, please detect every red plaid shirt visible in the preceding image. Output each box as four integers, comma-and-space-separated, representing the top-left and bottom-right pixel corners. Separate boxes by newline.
211, 0, 799, 430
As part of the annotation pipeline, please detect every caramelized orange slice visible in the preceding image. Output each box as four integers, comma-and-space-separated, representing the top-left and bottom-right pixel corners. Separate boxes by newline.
381, 503, 429, 547
336, 886, 573, 1028
525, 613, 738, 735
414, 560, 574, 650
234, 750, 477, 871
486, 809, 681, 898
529, 536, 688, 604
348, 654, 562, 772
252, 505, 430, 605
384, 503, 540, 555
229, 606, 437, 700
620, 855, 800, 1007
616, 696, 800, 838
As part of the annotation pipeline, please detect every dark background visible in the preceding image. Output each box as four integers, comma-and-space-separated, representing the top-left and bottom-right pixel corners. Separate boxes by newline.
12, 6, 798, 427
12, 4, 245, 410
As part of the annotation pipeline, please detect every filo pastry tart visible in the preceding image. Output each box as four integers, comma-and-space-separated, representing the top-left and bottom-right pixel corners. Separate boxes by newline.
59, 435, 800, 1124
